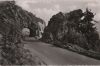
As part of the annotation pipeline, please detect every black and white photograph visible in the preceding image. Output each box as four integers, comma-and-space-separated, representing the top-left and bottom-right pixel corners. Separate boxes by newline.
0, 0, 100, 65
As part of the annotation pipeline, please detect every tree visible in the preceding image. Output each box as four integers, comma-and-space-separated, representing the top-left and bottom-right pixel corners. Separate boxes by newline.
78, 8, 99, 50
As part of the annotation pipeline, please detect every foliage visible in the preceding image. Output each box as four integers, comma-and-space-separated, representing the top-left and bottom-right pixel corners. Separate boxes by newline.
0, 1, 45, 65
41, 8, 100, 52
0, 1, 45, 37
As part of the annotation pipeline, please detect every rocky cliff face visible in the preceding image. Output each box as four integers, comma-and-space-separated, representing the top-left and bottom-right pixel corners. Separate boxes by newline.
0, 1, 45, 38
0, 1, 46, 65
41, 10, 83, 43
41, 9, 100, 52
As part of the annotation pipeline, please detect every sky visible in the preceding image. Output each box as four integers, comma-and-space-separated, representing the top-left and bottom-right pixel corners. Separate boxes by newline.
0, 0, 100, 31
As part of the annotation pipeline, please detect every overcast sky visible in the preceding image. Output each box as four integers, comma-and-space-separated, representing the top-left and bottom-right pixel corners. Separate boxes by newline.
15, 0, 100, 21
0, 0, 100, 31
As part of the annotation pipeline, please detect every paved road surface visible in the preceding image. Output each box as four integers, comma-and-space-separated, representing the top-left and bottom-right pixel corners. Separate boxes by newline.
24, 41, 100, 65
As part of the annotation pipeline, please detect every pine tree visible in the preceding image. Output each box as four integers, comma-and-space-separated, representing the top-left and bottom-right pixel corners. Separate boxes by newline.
78, 8, 99, 50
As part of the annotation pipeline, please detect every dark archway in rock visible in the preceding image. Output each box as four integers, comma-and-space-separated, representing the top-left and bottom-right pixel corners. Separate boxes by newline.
28, 23, 38, 37
29, 28, 36, 37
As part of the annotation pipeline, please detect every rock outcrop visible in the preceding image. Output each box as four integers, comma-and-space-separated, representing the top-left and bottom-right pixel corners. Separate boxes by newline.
0, 1, 46, 38
41, 9, 100, 52
0, 1, 46, 65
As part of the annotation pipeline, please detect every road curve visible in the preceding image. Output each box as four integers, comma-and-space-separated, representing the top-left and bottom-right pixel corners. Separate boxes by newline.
24, 41, 100, 65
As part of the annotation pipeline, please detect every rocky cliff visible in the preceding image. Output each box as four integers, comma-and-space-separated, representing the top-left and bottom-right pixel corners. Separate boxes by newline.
0, 1, 45, 38
0, 1, 46, 65
41, 9, 100, 52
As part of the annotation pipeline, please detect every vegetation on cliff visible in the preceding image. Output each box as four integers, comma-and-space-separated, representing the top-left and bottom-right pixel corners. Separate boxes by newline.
0, 1, 45, 65
41, 8, 100, 59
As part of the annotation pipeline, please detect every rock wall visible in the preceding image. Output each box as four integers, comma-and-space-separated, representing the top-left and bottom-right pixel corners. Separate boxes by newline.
0, 1, 45, 38
41, 9, 100, 51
